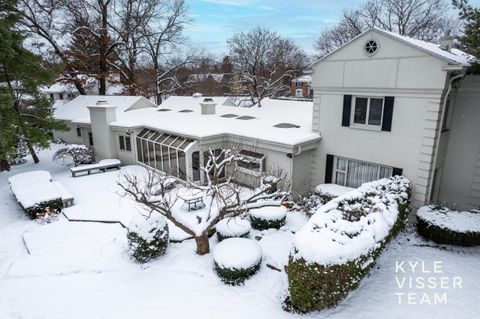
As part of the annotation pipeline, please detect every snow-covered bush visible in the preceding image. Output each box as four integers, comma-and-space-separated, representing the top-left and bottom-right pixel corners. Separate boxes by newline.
249, 206, 287, 230
127, 214, 169, 263
213, 238, 262, 285
216, 217, 251, 241
9, 140, 28, 165
417, 206, 480, 246
297, 184, 354, 216
53, 144, 95, 167
287, 176, 411, 312
8, 171, 64, 219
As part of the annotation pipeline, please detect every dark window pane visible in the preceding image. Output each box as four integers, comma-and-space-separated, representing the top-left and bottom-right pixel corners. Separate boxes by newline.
354, 98, 368, 124
162, 146, 170, 174
119, 136, 125, 150
136, 138, 142, 162
178, 151, 186, 180
192, 151, 200, 181
148, 141, 155, 167
368, 98, 383, 126
142, 139, 148, 165
125, 136, 131, 151
155, 144, 162, 171
170, 149, 178, 177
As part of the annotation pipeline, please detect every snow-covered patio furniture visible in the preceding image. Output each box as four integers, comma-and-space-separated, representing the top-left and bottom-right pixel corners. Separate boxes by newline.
8, 170, 64, 219
178, 190, 205, 211
70, 159, 121, 177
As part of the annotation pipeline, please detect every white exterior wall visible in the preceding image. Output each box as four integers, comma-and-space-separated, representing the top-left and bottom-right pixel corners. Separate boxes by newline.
292, 149, 313, 196
88, 105, 117, 161
53, 122, 91, 146
311, 30, 450, 209
113, 130, 136, 165
438, 75, 480, 210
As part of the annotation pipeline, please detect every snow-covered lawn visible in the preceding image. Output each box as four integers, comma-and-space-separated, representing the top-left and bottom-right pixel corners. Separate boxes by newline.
1, 145, 479, 319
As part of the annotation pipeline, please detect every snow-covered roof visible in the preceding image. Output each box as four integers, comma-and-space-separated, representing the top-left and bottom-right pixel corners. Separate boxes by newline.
312, 28, 473, 68
53, 95, 156, 122
373, 28, 473, 66
111, 96, 320, 146
293, 75, 312, 83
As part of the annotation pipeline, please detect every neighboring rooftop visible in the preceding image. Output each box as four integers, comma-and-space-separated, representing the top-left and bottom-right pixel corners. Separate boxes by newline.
293, 75, 312, 83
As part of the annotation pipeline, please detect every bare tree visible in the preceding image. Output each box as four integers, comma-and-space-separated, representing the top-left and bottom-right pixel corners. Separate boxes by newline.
315, 0, 459, 57
227, 27, 308, 107
118, 148, 289, 255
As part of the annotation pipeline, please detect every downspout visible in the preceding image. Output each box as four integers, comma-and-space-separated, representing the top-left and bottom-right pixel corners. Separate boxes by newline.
429, 70, 466, 202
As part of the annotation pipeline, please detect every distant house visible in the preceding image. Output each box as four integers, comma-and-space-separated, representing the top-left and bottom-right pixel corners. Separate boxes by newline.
42, 75, 124, 102
291, 75, 313, 98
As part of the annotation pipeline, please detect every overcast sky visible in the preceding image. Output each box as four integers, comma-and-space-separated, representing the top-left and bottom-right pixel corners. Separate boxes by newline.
185, 0, 480, 57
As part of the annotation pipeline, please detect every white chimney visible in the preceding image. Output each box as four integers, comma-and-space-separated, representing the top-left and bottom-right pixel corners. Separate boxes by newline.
87, 100, 118, 160
200, 98, 216, 115
440, 36, 453, 52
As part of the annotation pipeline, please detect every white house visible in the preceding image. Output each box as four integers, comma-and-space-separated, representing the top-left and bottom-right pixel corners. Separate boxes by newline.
309, 27, 479, 211
52, 28, 480, 212
53, 95, 320, 196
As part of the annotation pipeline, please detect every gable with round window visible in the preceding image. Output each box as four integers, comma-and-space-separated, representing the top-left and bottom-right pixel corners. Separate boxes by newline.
364, 39, 379, 56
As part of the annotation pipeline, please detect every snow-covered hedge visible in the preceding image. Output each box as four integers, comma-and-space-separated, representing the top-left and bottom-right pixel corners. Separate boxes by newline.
52, 144, 95, 167
417, 206, 480, 246
298, 184, 354, 216
249, 206, 287, 230
287, 176, 411, 312
127, 214, 169, 263
216, 217, 251, 241
213, 238, 262, 285
8, 171, 64, 219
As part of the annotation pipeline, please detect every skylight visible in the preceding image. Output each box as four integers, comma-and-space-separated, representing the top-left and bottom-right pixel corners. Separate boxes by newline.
273, 123, 300, 128
158, 108, 172, 112
236, 115, 256, 120
220, 114, 239, 118
179, 109, 193, 113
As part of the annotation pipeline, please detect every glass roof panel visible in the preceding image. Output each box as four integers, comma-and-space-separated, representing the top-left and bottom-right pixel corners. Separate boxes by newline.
138, 128, 150, 138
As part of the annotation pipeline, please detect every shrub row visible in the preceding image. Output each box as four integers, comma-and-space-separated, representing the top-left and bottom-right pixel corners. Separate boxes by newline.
416, 206, 480, 247
287, 176, 411, 312
23, 198, 64, 220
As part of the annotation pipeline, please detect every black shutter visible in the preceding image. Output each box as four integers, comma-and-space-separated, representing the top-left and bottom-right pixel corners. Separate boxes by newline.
382, 96, 395, 132
342, 95, 352, 127
392, 167, 403, 176
325, 154, 334, 183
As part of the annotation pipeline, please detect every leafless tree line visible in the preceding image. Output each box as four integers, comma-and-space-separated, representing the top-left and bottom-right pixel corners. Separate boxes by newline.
315, 0, 460, 57
16, 0, 196, 103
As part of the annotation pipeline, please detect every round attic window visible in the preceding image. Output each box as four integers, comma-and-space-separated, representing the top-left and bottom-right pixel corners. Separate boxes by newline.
364, 39, 379, 56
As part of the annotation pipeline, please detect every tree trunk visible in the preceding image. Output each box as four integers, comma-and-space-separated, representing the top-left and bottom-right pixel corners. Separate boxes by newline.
195, 233, 210, 255
26, 141, 39, 164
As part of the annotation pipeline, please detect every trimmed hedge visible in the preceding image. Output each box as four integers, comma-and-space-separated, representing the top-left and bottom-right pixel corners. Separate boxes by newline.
417, 206, 480, 246
250, 215, 286, 230
287, 177, 411, 312
214, 261, 262, 285
23, 198, 64, 220
217, 231, 250, 242
127, 218, 169, 263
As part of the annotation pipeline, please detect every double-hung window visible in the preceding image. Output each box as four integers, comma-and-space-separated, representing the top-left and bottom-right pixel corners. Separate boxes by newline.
334, 156, 393, 188
119, 135, 131, 151
352, 96, 384, 128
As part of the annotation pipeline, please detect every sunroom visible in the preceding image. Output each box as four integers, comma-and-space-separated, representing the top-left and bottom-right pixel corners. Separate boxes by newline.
135, 128, 199, 181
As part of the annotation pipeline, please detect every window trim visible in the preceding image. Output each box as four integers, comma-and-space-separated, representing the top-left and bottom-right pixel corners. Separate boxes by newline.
333, 156, 393, 188
351, 96, 384, 130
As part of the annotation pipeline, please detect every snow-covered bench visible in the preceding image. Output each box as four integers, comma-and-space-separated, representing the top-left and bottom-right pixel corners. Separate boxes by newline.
70, 159, 121, 177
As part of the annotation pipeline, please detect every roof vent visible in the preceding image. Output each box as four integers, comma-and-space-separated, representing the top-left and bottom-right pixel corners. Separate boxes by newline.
200, 98, 216, 115
440, 36, 453, 52
96, 100, 108, 105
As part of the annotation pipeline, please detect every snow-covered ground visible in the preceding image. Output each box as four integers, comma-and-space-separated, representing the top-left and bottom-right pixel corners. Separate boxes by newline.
1, 145, 479, 319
